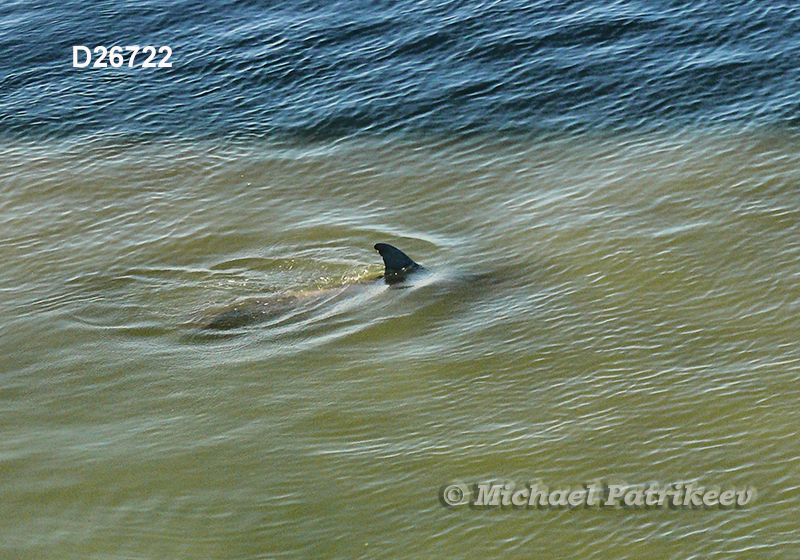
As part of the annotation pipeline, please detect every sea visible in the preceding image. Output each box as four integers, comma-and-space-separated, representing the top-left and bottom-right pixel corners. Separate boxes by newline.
1, 1, 799, 558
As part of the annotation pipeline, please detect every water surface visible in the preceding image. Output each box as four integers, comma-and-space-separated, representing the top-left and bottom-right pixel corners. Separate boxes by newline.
2, 129, 799, 558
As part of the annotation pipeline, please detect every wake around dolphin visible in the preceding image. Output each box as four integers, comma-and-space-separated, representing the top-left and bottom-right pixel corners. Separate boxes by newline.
199, 243, 425, 330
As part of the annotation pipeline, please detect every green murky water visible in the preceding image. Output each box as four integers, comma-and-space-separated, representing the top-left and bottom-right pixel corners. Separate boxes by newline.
2, 129, 799, 558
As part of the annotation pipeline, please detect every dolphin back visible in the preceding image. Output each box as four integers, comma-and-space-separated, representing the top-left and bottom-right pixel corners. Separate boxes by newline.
374, 243, 423, 283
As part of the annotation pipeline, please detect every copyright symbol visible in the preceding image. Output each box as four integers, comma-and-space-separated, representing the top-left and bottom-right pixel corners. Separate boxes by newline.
440, 483, 470, 507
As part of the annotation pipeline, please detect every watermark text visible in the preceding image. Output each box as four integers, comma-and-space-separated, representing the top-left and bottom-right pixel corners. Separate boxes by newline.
440, 481, 756, 510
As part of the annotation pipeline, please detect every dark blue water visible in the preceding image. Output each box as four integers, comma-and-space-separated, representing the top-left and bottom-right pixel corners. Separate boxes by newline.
1, 0, 799, 139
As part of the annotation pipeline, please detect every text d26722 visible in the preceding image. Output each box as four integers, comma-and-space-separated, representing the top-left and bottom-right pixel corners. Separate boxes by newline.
73, 46, 173, 68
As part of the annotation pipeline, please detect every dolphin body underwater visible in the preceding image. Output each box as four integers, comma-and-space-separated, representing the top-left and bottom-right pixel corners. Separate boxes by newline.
199, 243, 426, 330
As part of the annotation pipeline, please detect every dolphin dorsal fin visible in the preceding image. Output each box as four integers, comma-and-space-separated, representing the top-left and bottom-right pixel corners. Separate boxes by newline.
374, 243, 423, 281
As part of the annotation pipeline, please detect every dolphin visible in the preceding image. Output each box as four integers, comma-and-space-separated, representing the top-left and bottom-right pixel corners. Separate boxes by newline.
373, 242, 425, 284
198, 243, 425, 330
